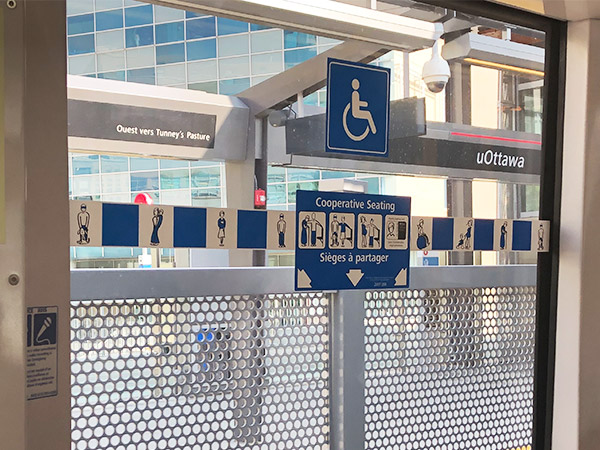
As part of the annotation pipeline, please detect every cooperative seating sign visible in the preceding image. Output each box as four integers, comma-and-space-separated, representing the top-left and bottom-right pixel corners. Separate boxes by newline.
295, 190, 410, 291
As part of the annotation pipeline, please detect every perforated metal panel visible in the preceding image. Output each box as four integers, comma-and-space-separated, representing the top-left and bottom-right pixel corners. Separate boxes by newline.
364, 286, 536, 450
70, 293, 330, 450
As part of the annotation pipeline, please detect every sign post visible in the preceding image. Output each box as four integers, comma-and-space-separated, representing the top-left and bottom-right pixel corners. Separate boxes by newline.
295, 190, 410, 291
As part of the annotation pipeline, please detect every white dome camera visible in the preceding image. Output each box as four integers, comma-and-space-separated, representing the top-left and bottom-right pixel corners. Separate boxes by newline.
422, 40, 450, 94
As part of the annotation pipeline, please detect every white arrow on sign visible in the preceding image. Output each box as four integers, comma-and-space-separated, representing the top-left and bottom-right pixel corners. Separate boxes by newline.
395, 268, 407, 286
297, 269, 312, 288
346, 269, 364, 287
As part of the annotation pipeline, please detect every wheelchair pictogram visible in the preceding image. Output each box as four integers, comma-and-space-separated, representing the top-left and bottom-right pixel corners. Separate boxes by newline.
342, 78, 377, 142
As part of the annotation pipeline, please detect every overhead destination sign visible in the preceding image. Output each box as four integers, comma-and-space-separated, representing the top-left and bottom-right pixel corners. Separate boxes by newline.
326, 58, 390, 157
68, 100, 216, 148
295, 190, 410, 291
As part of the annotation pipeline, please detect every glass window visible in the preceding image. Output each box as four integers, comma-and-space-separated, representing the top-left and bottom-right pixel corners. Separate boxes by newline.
130, 157, 158, 171
125, 5, 153, 27
267, 183, 286, 205
304, 91, 319, 106
360, 177, 381, 194
72, 155, 99, 175
127, 67, 155, 85
101, 155, 129, 173
251, 75, 273, 85
156, 22, 184, 44
126, 46, 154, 68
191, 167, 220, 187
187, 59, 217, 83
104, 248, 133, 258
284, 31, 316, 49
219, 78, 250, 95
68, 34, 95, 56
186, 17, 216, 40
251, 52, 282, 75
131, 171, 159, 191
186, 11, 207, 18
102, 193, 130, 203
160, 169, 190, 189
68, 14, 94, 35
288, 168, 320, 181
284, 47, 317, 69
97, 50, 125, 72
98, 71, 126, 81
156, 22, 183, 44
267, 166, 285, 183
188, 81, 218, 94
191, 188, 221, 207
187, 39, 216, 61
156, 43, 185, 65
218, 34, 249, 57
217, 17, 248, 35
96, 30, 124, 51
67, 0, 93, 16
191, 160, 221, 167
218, 56, 249, 78
156, 64, 185, 86
102, 173, 130, 193
251, 30, 282, 53
74, 247, 103, 259
250, 23, 272, 31
69, 54, 96, 75
95, 0, 123, 11
317, 36, 341, 46
96, 9, 123, 31
321, 170, 355, 179
287, 181, 318, 203
155, 5, 184, 23
161, 190, 191, 206
126, 26, 154, 47
72, 176, 101, 195
160, 160, 189, 169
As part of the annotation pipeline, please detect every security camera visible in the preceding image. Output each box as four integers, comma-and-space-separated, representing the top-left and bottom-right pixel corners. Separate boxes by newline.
422, 40, 450, 93
268, 109, 291, 127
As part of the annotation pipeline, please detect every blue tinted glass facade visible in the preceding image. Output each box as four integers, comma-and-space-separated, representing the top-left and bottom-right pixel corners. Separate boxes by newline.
284, 47, 317, 69
124, 5, 153, 27
98, 71, 126, 81
96, 10, 123, 31
68, 14, 94, 35
156, 43, 185, 64
155, 22, 184, 44
68, 34, 95, 55
284, 31, 317, 49
127, 67, 155, 84
186, 17, 216, 40
126, 26, 154, 47
217, 17, 248, 35
219, 78, 250, 95
187, 39, 216, 60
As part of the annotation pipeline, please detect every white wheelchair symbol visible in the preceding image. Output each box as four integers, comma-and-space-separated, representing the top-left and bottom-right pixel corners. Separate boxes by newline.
343, 78, 377, 142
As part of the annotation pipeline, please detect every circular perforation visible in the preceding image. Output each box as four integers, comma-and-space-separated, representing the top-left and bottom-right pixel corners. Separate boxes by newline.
364, 286, 536, 450
71, 293, 330, 450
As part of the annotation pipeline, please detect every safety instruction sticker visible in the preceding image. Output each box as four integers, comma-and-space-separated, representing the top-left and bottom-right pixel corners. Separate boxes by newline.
267, 210, 295, 250
69, 200, 102, 246
138, 204, 174, 248
26, 306, 58, 401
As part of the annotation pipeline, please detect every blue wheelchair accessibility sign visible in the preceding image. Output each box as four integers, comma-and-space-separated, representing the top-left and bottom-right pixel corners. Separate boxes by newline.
326, 58, 390, 157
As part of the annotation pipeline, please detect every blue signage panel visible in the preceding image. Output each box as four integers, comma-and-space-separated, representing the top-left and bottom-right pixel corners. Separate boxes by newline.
295, 190, 410, 291
326, 58, 390, 157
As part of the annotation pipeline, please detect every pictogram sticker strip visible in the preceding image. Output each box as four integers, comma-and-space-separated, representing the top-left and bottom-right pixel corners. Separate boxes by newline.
70, 201, 550, 252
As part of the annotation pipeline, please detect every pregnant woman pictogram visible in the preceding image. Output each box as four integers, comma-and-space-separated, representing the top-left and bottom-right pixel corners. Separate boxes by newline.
343, 78, 377, 141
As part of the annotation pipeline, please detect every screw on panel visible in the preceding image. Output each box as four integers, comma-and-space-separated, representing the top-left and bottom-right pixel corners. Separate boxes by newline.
6, 0, 16, 9
8, 274, 19, 285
